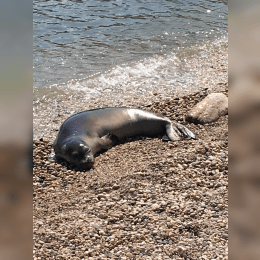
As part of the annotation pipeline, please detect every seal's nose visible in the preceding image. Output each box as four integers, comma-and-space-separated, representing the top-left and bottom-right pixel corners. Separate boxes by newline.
78, 158, 94, 170
86, 154, 95, 163
80, 153, 94, 163
85, 157, 92, 163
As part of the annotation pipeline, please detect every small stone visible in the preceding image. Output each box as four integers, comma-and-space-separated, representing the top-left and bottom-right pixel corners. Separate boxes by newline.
98, 213, 107, 219
161, 201, 167, 206
68, 234, 75, 240
151, 203, 160, 211
125, 252, 133, 258
112, 184, 120, 189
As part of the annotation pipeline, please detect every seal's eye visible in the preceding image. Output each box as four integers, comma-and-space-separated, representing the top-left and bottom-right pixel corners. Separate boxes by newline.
79, 145, 90, 153
70, 150, 85, 160
83, 147, 90, 152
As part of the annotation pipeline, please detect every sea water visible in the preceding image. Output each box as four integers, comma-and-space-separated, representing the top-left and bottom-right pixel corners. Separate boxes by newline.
33, 0, 227, 100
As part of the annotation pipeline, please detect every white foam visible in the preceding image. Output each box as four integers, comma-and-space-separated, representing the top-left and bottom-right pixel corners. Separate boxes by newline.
61, 53, 184, 98
52, 36, 227, 101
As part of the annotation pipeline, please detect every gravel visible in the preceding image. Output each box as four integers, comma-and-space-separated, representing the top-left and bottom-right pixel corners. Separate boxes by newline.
33, 87, 228, 259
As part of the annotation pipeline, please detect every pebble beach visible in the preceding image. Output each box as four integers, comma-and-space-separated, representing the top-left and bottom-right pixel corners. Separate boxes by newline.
33, 43, 228, 259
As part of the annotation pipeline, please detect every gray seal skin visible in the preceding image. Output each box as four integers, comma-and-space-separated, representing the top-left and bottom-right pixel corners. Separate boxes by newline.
53, 107, 197, 169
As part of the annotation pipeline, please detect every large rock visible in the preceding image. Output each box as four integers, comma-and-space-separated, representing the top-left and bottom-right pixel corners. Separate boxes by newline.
186, 93, 228, 124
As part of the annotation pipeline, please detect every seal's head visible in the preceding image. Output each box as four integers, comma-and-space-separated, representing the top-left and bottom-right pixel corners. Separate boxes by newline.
61, 138, 94, 169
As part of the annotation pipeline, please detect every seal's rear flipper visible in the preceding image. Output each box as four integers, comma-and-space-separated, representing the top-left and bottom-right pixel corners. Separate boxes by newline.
107, 133, 119, 144
166, 122, 197, 141
175, 123, 198, 140
166, 124, 181, 141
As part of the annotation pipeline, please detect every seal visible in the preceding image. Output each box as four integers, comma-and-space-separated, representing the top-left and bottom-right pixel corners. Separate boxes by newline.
53, 107, 197, 169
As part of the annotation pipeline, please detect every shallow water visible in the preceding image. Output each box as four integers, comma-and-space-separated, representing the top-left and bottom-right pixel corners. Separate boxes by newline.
34, 0, 228, 97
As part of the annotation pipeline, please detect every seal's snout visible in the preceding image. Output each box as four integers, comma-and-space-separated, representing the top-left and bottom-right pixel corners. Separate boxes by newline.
67, 148, 94, 170
77, 154, 95, 170
80, 153, 94, 164
85, 155, 94, 163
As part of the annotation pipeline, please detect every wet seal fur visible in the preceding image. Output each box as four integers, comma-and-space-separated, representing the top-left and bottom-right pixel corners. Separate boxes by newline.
53, 107, 197, 169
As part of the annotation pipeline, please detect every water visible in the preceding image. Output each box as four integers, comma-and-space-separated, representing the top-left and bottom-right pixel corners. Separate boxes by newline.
33, 0, 227, 99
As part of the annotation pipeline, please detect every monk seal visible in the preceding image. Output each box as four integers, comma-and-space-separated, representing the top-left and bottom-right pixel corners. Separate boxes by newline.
53, 107, 197, 169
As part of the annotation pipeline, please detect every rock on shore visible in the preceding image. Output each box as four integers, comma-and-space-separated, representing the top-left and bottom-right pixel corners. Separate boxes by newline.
186, 93, 228, 124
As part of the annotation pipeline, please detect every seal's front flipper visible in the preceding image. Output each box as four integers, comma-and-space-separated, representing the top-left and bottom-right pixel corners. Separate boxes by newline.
100, 133, 119, 149
106, 133, 119, 144
175, 123, 197, 140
